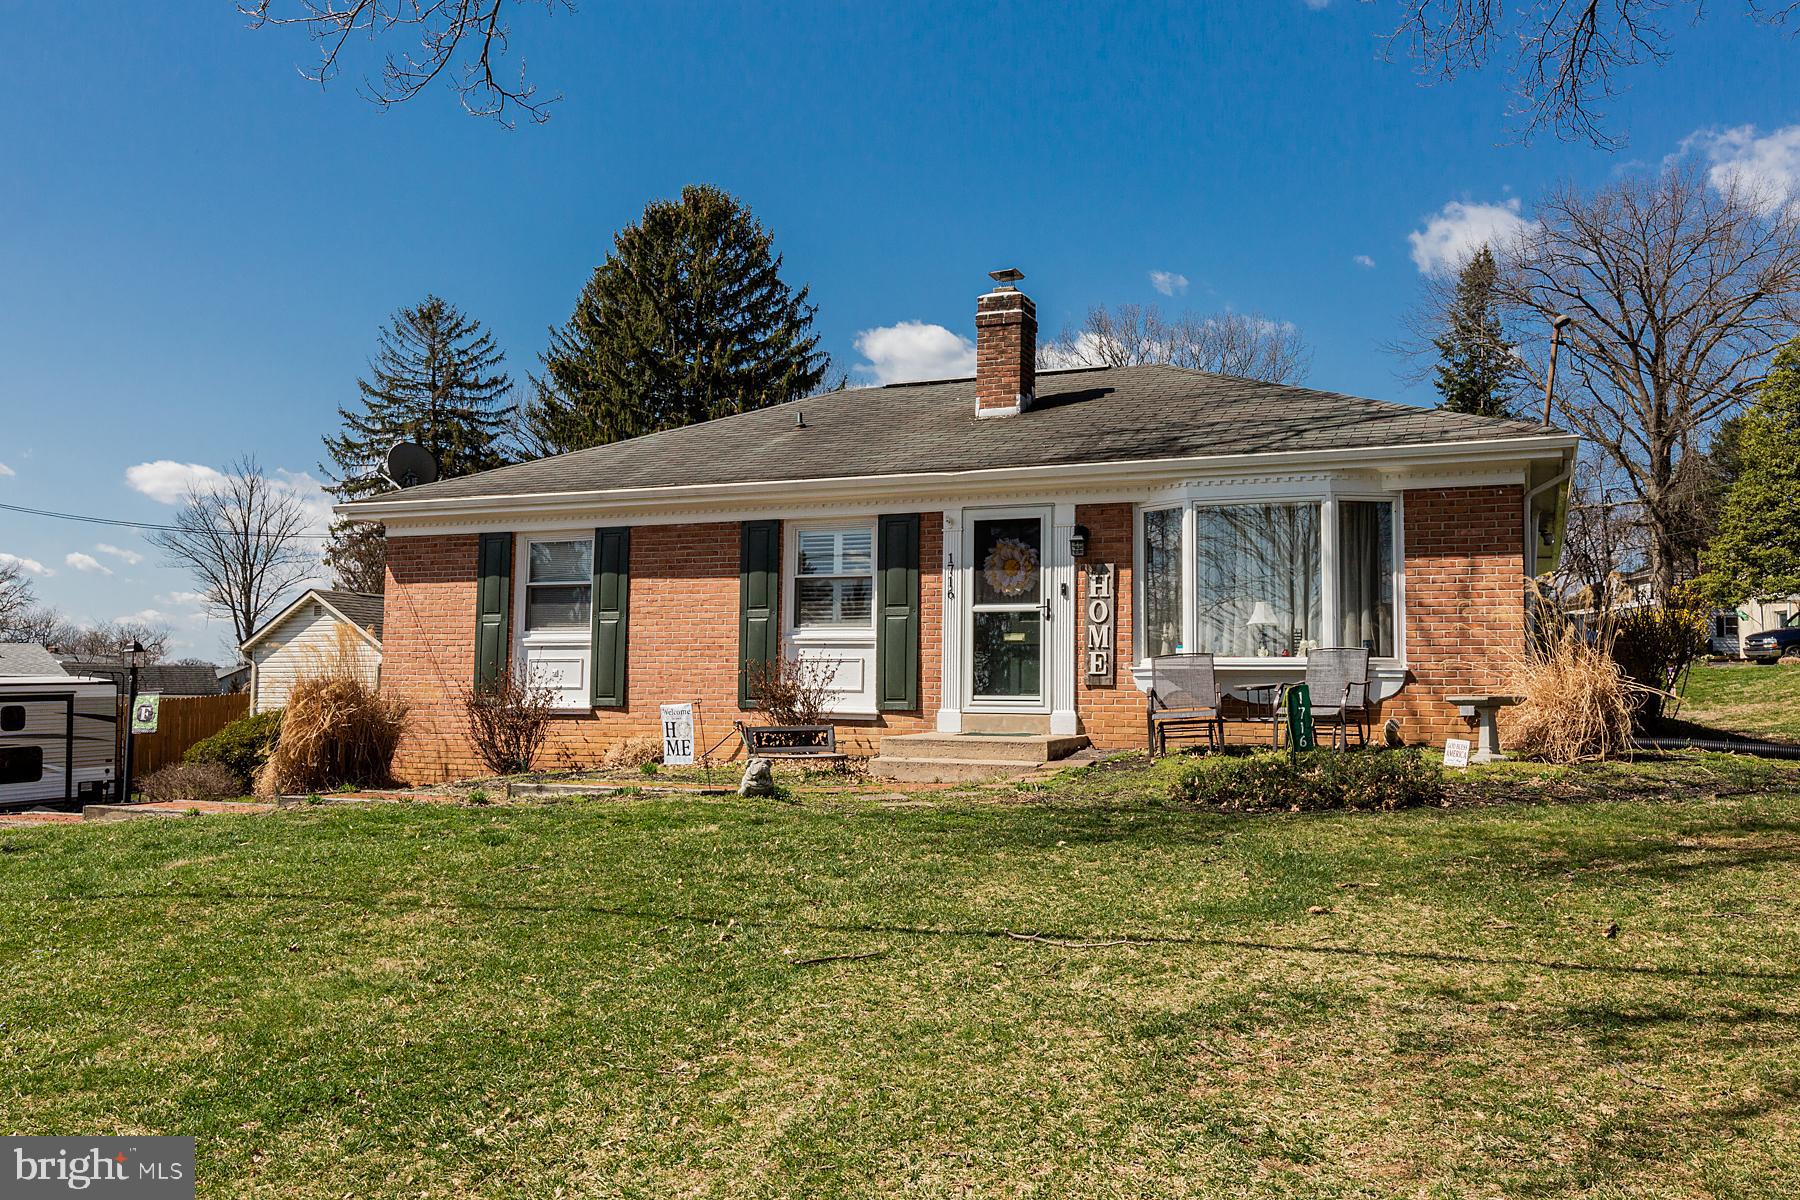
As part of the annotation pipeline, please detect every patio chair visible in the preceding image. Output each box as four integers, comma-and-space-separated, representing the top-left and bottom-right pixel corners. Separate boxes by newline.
1304, 647, 1373, 749
1146, 653, 1225, 756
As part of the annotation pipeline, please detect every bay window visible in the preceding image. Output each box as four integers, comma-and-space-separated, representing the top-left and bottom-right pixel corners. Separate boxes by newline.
1139, 496, 1399, 663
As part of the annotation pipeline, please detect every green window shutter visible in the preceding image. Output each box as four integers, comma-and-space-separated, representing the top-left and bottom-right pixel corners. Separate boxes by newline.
876, 513, 922, 711
738, 520, 780, 707
473, 532, 513, 691
591, 527, 630, 708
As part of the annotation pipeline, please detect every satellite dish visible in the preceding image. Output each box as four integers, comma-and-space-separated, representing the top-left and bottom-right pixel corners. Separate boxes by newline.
383, 442, 439, 488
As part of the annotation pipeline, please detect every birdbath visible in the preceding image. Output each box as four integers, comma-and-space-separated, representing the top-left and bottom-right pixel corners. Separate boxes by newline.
1445, 694, 1524, 764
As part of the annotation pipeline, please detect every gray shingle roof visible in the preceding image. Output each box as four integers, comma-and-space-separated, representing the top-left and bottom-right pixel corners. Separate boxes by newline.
345, 364, 1559, 508
0, 643, 69, 677
319, 590, 384, 640
57, 656, 222, 695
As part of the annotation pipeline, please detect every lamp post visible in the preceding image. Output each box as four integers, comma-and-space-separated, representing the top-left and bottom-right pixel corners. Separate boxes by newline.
117, 639, 155, 803
1543, 313, 1575, 425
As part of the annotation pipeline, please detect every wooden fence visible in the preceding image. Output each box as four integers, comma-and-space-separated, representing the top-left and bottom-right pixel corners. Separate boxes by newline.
118, 693, 249, 777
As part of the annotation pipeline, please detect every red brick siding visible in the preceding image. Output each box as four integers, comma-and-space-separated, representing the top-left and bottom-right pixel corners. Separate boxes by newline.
383, 518, 942, 783
1382, 485, 1526, 744
1073, 503, 1140, 748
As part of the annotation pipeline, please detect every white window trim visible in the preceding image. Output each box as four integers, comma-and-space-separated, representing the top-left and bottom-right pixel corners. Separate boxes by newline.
512, 530, 595, 712
783, 518, 879, 717
785, 520, 878, 642
1131, 487, 1406, 686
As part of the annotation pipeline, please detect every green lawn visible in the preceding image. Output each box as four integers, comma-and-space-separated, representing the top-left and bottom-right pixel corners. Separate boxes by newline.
5, 757, 1800, 1198
1677, 662, 1800, 743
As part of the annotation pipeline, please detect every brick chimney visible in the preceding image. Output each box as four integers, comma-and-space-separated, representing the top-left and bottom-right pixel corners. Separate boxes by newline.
975, 269, 1036, 418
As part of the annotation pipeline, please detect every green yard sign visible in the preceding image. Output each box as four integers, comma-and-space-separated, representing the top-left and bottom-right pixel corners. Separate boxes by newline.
1285, 684, 1315, 754
130, 693, 162, 735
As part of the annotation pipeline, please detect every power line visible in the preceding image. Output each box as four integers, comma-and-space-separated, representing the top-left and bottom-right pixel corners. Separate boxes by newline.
0, 499, 335, 540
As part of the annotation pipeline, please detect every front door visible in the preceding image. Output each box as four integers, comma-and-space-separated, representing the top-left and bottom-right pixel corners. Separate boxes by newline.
966, 508, 1049, 705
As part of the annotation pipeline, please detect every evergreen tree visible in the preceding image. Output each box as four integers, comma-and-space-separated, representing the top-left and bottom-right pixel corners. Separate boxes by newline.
523, 185, 828, 455
1432, 245, 1518, 418
322, 295, 515, 592
1696, 340, 1800, 605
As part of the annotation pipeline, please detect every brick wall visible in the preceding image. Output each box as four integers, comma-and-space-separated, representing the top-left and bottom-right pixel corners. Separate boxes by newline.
382, 518, 942, 783
1073, 503, 1140, 749
1382, 485, 1526, 744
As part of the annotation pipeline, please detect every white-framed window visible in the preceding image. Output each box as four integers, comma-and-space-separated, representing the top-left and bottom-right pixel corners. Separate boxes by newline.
793, 525, 875, 631
515, 533, 593, 709
1139, 495, 1401, 663
784, 519, 878, 715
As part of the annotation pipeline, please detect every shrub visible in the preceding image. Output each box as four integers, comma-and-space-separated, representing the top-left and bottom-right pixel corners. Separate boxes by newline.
744, 657, 836, 726
139, 761, 242, 804
1169, 748, 1443, 812
459, 672, 556, 777
600, 735, 662, 770
1610, 603, 1708, 721
184, 709, 283, 790
1509, 622, 1636, 762
257, 669, 408, 795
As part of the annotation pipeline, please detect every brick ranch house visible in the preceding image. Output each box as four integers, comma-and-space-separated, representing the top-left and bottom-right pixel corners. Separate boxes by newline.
342, 276, 1577, 783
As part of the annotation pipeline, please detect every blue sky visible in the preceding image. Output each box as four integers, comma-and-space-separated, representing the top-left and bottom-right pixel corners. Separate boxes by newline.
2, 1, 1796, 659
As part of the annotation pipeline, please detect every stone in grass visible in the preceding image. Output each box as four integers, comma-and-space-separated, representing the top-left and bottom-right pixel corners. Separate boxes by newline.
739, 758, 775, 798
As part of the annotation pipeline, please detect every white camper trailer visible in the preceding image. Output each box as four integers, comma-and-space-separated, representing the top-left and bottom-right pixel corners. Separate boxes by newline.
0, 676, 118, 809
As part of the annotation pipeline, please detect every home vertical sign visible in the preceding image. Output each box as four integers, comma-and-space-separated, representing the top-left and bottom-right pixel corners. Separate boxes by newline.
1085, 563, 1116, 686
660, 702, 696, 765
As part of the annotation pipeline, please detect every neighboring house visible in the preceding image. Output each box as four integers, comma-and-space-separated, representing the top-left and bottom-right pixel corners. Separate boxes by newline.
57, 655, 223, 697
0, 643, 70, 678
216, 662, 252, 694
240, 589, 384, 714
1711, 595, 1800, 658
340, 274, 1578, 783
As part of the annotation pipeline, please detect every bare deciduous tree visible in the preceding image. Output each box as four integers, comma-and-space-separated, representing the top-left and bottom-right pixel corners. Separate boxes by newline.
148, 457, 318, 647
1499, 166, 1800, 600
242, 0, 571, 124
0, 560, 39, 641
50, 621, 175, 661
1040, 304, 1312, 384
1389, 1, 1799, 147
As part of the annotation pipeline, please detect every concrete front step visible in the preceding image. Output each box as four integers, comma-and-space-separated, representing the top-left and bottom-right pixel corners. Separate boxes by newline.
877, 733, 1091, 764
870, 756, 1052, 784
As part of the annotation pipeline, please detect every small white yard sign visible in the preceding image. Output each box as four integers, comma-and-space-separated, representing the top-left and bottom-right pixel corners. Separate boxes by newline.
130, 693, 162, 735
1443, 737, 1471, 769
660, 702, 696, 766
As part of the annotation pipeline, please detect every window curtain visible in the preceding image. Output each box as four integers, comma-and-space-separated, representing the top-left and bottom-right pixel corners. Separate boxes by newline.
1193, 504, 1321, 656
1337, 501, 1394, 656
1143, 508, 1183, 657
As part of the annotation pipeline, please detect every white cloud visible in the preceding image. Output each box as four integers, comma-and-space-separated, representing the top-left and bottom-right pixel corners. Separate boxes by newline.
118, 608, 172, 627
125, 460, 227, 505
160, 590, 209, 608
0, 462, 14, 477
1684, 124, 1800, 215
0, 552, 53, 577
65, 552, 113, 576
1408, 198, 1532, 275
95, 542, 144, 566
852, 321, 977, 385
1302, 0, 1332, 9
1353, 254, 1376, 269
1149, 270, 1190, 297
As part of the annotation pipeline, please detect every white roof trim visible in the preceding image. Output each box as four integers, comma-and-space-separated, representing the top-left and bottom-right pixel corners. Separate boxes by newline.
240, 589, 383, 655
339, 433, 1580, 524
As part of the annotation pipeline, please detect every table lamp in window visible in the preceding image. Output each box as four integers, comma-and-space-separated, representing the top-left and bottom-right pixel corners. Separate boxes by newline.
1247, 601, 1280, 657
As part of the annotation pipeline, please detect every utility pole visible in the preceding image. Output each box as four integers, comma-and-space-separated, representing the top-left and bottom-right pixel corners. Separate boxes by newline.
1543, 313, 1575, 425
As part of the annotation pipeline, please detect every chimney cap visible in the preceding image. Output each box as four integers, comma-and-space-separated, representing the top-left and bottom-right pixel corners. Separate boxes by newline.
988, 267, 1025, 288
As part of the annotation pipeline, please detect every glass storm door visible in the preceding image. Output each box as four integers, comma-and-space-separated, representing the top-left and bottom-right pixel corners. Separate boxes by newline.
968, 510, 1048, 702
